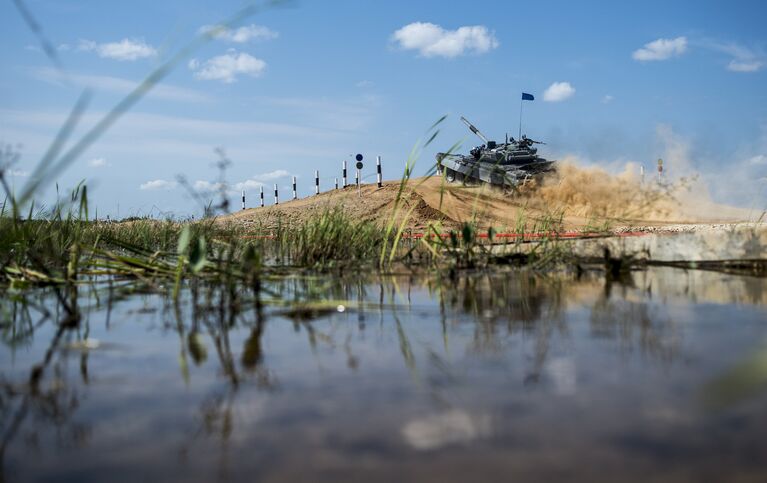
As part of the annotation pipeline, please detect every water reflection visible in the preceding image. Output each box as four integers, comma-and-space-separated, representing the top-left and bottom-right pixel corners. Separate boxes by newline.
1, 267, 766, 481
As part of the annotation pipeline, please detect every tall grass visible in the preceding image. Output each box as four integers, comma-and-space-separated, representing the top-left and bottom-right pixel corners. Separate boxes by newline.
286, 208, 386, 268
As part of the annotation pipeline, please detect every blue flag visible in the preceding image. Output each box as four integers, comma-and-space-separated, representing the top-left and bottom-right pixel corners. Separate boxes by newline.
522, 92, 534, 101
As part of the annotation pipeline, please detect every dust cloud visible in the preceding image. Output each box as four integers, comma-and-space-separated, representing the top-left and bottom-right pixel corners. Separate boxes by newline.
520, 159, 753, 223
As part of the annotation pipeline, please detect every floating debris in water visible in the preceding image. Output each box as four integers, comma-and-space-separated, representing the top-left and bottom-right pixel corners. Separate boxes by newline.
64, 338, 101, 351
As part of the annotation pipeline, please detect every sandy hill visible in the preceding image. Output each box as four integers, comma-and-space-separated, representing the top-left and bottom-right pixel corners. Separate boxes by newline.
221, 164, 758, 232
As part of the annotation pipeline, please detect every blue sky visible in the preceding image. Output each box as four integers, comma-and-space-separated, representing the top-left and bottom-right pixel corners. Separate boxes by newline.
1, 0, 766, 217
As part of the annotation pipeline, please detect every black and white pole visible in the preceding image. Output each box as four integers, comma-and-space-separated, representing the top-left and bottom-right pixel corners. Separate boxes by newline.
241, 190, 246, 210
376, 155, 382, 188
292, 176, 297, 200
355, 154, 364, 199
315, 170, 320, 195
342, 160, 347, 188
274, 183, 279, 205
260, 186, 264, 207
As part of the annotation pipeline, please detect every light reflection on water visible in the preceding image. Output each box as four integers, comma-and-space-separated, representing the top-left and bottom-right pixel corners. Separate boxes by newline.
1, 267, 766, 482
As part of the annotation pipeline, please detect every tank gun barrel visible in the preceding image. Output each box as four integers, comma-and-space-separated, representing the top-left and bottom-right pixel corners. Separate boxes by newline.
460, 116, 490, 144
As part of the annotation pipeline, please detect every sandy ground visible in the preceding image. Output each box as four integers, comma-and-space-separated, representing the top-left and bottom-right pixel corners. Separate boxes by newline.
220, 164, 762, 234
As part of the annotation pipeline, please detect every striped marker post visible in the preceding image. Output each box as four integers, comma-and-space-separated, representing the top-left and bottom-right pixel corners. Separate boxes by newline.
376, 156, 382, 188
260, 186, 264, 207
292, 176, 297, 200
335, 177, 338, 190
657, 158, 663, 183
274, 183, 279, 205
342, 160, 347, 188
315, 170, 319, 195
241, 190, 246, 210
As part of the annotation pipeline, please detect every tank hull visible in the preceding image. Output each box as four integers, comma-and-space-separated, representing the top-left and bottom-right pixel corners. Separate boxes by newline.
437, 153, 555, 187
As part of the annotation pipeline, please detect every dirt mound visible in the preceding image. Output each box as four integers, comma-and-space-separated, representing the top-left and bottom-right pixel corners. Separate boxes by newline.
222, 181, 457, 231
220, 165, 755, 232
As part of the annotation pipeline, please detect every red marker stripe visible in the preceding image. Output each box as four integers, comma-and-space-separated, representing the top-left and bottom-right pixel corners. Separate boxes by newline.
237, 231, 650, 241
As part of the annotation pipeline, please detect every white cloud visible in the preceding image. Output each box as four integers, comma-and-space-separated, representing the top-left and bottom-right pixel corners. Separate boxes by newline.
231, 170, 294, 192
711, 43, 765, 73
33, 67, 208, 103
139, 179, 177, 190
748, 154, 767, 165
233, 179, 264, 191
78, 38, 157, 61
543, 82, 576, 102
88, 157, 108, 168
190, 52, 266, 83
703, 41, 765, 73
601, 94, 614, 104
391, 22, 499, 58
193, 176, 292, 194
256, 169, 291, 181
199, 24, 278, 43
632, 36, 687, 61
193, 180, 226, 192
6, 169, 29, 177
728, 60, 764, 72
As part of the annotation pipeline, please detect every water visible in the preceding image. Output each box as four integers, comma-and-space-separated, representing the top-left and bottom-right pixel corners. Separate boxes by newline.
2, 268, 766, 482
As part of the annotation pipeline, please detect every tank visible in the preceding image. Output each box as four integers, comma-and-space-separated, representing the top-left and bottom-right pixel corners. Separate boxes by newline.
436, 116, 556, 188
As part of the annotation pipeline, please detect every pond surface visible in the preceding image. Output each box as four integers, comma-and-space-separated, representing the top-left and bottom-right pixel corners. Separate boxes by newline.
2, 268, 767, 482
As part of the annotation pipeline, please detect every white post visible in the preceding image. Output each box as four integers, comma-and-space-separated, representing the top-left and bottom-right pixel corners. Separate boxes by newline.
342, 160, 347, 188
315, 170, 319, 195
241, 190, 245, 210
260, 186, 264, 207
356, 168, 361, 198
292, 176, 297, 200
335, 177, 338, 190
640, 165, 645, 184
274, 183, 279, 205
376, 155, 382, 188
